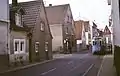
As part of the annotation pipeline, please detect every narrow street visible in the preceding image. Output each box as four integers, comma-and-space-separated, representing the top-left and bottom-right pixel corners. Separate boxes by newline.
0, 51, 103, 76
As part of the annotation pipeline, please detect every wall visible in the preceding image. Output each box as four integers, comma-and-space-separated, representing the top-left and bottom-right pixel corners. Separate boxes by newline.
50, 24, 63, 52
9, 31, 29, 63
0, 22, 8, 54
112, 0, 120, 46
0, 22, 9, 66
111, 0, 120, 75
0, 0, 10, 66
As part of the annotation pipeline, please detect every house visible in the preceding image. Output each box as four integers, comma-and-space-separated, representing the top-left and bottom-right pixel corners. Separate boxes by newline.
45, 4, 75, 53
9, 0, 30, 65
20, 0, 53, 62
84, 21, 91, 46
75, 20, 91, 51
107, 0, 120, 75
97, 29, 103, 37
103, 25, 111, 44
89, 21, 100, 46
9, 0, 53, 65
90, 22, 99, 39
0, 0, 10, 67
74, 20, 86, 51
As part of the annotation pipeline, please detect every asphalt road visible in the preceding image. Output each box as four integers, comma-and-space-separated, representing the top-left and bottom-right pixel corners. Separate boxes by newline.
0, 52, 103, 76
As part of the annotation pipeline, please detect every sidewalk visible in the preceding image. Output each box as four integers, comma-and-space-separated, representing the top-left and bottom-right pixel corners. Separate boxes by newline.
97, 55, 116, 76
53, 54, 72, 59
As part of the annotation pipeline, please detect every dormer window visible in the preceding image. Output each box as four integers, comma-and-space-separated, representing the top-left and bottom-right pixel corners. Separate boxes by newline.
15, 13, 22, 27
40, 22, 44, 31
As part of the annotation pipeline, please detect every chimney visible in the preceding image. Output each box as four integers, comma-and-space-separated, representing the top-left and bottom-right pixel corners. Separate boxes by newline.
12, 0, 18, 6
49, 4, 52, 6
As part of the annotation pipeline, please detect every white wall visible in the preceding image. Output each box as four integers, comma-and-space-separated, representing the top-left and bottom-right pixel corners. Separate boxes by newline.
0, 0, 10, 55
50, 24, 63, 51
0, 0, 9, 22
112, 0, 120, 46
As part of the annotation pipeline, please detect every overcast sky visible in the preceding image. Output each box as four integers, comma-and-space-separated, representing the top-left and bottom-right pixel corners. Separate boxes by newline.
9, 0, 111, 29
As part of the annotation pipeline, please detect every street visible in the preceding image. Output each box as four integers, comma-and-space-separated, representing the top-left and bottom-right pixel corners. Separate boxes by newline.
0, 51, 103, 76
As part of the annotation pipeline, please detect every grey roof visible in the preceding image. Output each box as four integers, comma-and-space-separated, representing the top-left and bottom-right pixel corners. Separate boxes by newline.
45, 4, 69, 24
19, 0, 42, 27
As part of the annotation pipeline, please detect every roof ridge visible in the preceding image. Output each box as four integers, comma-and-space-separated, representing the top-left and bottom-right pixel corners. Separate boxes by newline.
18, 0, 41, 4
46, 4, 69, 8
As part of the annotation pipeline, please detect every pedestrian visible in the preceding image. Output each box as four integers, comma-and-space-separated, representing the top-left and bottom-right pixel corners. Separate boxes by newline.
86, 45, 89, 50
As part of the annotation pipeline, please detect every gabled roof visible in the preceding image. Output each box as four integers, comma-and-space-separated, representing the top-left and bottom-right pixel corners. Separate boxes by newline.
19, 0, 53, 38
103, 25, 111, 35
19, 0, 43, 27
9, 3, 28, 31
45, 4, 69, 24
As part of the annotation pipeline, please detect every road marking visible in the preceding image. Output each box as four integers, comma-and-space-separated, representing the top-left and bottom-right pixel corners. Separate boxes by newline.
68, 61, 73, 64
41, 68, 56, 75
97, 56, 105, 76
82, 64, 94, 76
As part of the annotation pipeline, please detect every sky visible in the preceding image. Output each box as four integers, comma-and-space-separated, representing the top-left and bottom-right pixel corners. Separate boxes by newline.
9, 0, 111, 29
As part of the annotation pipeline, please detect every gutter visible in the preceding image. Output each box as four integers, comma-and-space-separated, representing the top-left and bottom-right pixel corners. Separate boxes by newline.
0, 19, 10, 23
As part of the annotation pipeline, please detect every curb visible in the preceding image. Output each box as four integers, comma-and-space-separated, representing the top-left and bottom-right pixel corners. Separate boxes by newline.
0, 59, 56, 74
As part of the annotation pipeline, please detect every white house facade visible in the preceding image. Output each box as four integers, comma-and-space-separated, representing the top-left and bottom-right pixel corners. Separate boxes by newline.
0, 0, 10, 66
108, 0, 120, 75
50, 24, 63, 52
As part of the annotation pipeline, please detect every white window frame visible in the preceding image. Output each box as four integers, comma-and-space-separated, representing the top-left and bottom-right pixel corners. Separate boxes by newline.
14, 39, 26, 54
15, 13, 22, 27
45, 42, 48, 52
35, 42, 40, 53
40, 22, 44, 31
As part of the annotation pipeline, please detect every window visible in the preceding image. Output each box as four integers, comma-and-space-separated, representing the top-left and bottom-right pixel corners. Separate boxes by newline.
45, 42, 48, 52
66, 27, 68, 34
15, 13, 22, 27
40, 23, 44, 31
20, 41, 24, 51
35, 42, 39, 53
14, 39, 25, 54
67, 16, 69, 23
93, 41, 97, 45
15, 41, 19, 51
